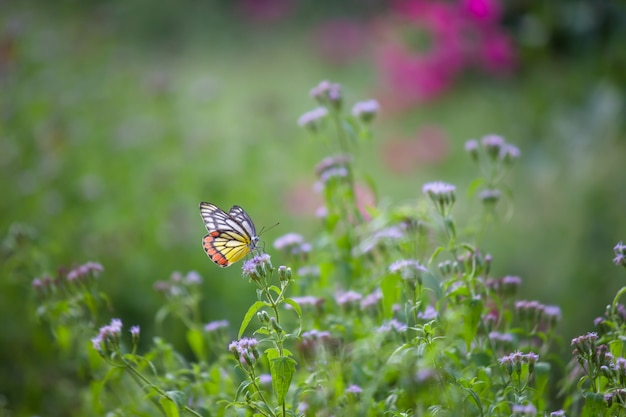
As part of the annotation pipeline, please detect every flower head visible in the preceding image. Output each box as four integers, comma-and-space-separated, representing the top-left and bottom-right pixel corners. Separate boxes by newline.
345, 384, 362, 395
273, 233, 304, 250
309, 80, 342, 110
465, 139, 479, 161
351, 99, 380, 122
242, 253, 272, 281
389, 259, 428, 283
298, 107, 328, 132
614, 242, 626, 268
204, 320, 229, 332
130, 325, 140, 337
422, 181, 456, 215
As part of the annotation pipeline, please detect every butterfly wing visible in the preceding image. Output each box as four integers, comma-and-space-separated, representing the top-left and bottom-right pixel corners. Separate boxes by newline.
229, 205, 258, 242
199, 202, 255, 267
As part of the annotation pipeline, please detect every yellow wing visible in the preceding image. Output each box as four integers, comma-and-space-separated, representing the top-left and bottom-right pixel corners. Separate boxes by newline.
199, 202, 258, 267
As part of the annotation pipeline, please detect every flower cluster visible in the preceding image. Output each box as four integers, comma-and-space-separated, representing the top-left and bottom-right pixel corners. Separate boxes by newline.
153, 270, 203, 295
32, 261, 104, 299
310, 80, 342, 110
485, 275, 522, 298
242, 253, 273, 282
351, 99, 380, 123
389, 259, 428, 284
228, 337, 260, 367
613, 241, 626, 268
515, 300, 561, 331
297, 330, 335, 360
273, 233, 312, 259
499, 351, 539, 375
422, 181, 456, 216
91, 318, 139, 355
465, 134, 521, 164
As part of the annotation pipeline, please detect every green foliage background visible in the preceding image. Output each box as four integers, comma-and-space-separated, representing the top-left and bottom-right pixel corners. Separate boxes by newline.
1, 1, 625, 414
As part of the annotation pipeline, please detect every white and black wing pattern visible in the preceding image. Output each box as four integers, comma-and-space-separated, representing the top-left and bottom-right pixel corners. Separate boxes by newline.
229, 205, 258, 240
199, 202, 258, 267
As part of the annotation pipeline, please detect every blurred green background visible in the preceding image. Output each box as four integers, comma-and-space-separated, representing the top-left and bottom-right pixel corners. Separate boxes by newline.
1, 0, 625, 414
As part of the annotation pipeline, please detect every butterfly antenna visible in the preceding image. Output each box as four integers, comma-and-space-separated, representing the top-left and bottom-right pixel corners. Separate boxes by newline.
258, 222, 280, 237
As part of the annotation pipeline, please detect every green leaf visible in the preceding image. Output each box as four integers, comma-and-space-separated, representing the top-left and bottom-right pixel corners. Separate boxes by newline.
186, 328, 206, 362
381, 273, 401, 319
159, 392, 182, 417
466, 178, 485, 199
239, 301, 267, 339
462, 298, 483, 351
268, 355, 297, 405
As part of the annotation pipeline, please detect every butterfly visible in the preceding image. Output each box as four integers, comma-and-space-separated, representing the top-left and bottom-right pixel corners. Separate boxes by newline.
199, 202, 259, 267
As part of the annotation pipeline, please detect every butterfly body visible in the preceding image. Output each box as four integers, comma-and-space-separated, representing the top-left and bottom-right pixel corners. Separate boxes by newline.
199, 202, 259, 267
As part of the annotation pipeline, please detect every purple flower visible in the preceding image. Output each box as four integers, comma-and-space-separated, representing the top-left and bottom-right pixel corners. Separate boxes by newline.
315, 154, 351, 178
91, 336, 103, 351
242, 253, 272, 280
480, 134, 505, 150
377, 319, 408, 333
465, 139, 479, 161
297, 107, 328, 131
417, 305, 438, 321
351, 99, 380, 122
511, 403, 536, 417
422, 181, 456, 213
360, 288, 382, 310
499, 143, 520, 162
488, 331, 514, 344
229, 337, 260, 365
273, 233, 304, 250
204, 320, 229, 332
184, 271, 203, 285
422, 181, 456, 197
297, 265, 320, 277
479, 189, 501, 203
286, 296, 324, 311
335, 290, 362, 306
108, 319, 123, 335
389, 259, 428, 282
130, 325, 140, 338
309, 80, 342, 109
345, 384, 362, 394
571, 332, 598, 351
259, 374, 272, 385
319, 166, 348, 184
549, 411, 566, 417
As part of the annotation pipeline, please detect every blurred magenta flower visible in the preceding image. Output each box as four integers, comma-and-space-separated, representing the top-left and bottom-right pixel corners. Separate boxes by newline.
461, 0, 501, 23
375, 0, 516, 107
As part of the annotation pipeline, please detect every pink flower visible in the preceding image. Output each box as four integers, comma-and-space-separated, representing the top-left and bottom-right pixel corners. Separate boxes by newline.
477, 29, 516, 73
374, 0, 516, 107
461, 0, 502, 23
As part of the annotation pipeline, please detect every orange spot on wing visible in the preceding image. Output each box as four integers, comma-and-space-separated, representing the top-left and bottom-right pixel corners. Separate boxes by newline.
210, 231, 220, 237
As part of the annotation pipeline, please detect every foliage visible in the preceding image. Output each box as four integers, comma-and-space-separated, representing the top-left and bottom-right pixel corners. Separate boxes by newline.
13, 80, 626, 417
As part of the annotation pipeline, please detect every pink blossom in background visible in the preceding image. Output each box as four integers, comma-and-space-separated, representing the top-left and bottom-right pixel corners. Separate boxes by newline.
476, 28, 516, 73
312, 19, 368, 66
460, 0, 501, 23
375, 0, 516, 107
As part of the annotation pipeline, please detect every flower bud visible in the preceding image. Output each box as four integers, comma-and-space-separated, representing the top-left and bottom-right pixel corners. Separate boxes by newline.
278, 265, 292, 282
